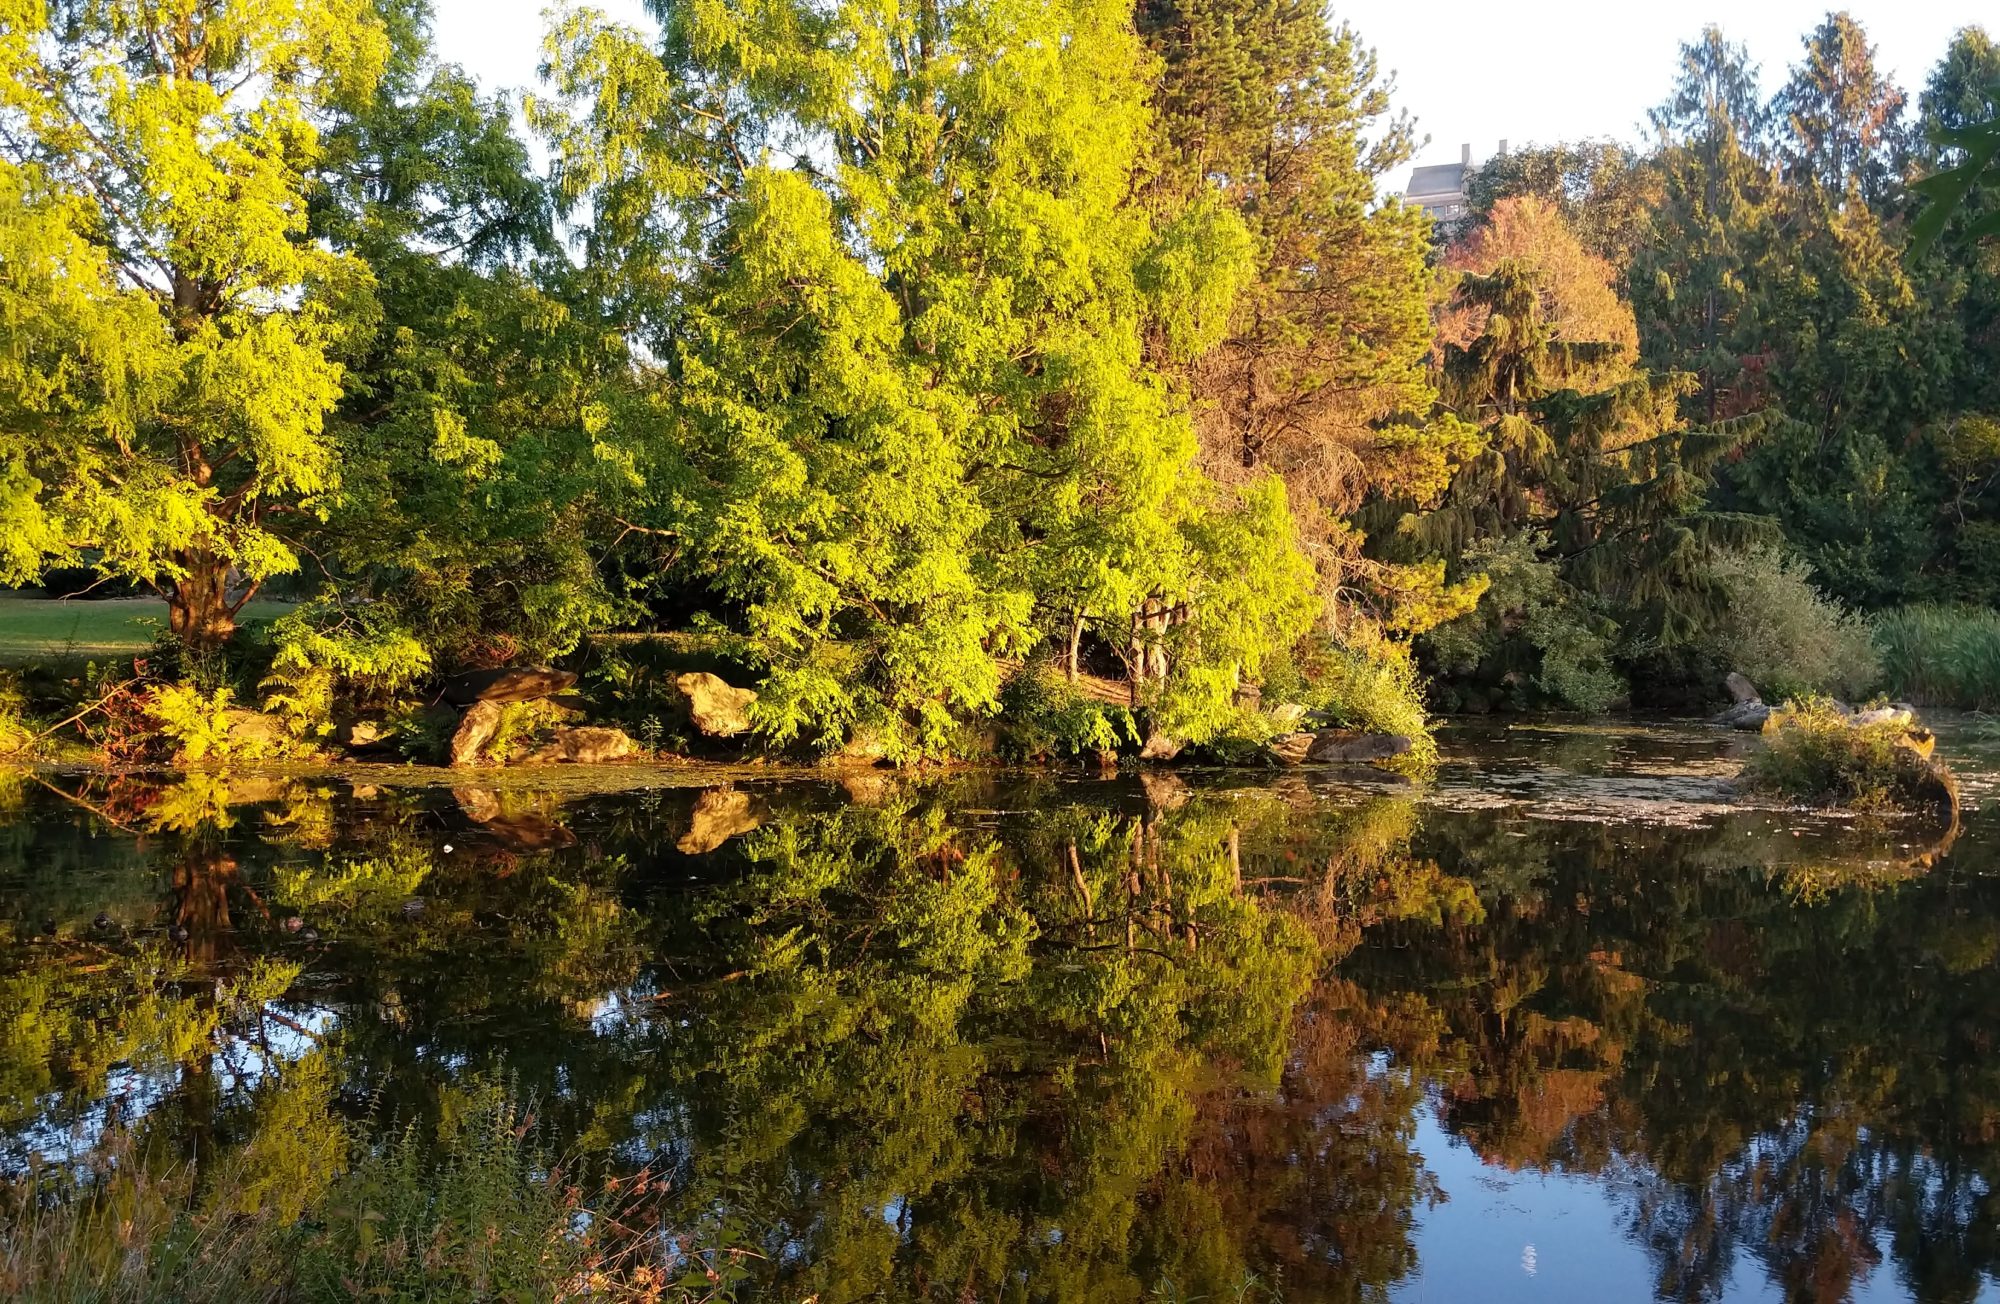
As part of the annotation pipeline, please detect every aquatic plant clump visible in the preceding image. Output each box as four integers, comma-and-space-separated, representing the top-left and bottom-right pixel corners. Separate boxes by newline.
1743, 697, 1958, 818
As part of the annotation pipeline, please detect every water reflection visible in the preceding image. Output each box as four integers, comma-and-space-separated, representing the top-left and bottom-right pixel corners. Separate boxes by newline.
0, 743, 1995, 1302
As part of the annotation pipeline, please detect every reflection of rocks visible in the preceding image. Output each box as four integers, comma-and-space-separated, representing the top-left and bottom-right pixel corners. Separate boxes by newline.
677, 787, 762, 854
523, 726, 642, 764
1270, 730, 1414, 766
675, 672, 756, 737
443, 666, 578, 706
449, 701, 506, 767
840, 772, 894, 805
1139, 770, 1191, 812
453, 787, 576, 850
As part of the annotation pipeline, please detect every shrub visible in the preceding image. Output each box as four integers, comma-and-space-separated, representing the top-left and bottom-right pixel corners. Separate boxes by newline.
146, 685, 243, 763
1704, 547, 1880, 703
998, 663, 1140, 761
1873, 604, 2000, 709
1744, 696, 1954, 815
1295, 641, 1436, 766
1423, 533, 1625, 712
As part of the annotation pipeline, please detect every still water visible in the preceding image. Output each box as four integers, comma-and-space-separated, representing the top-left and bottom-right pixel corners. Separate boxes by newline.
3, 720, 1998, 1302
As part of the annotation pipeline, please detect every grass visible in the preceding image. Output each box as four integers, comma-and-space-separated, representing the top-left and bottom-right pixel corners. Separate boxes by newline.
0, 596, 294, 666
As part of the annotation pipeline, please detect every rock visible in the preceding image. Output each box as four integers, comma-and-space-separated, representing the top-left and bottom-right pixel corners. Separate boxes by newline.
1712, 701, 1772, 731
1232, 682, 1264, 709
221, 709, 291, 756
1848, 706, 1916, 729
1724, 672, 1762, 705
442, 666, 578, 707
674, 672, 757, 737
1268, 732, 1316, 765
677, 787, 761, 854
1139, 730, 1182, 761
834, 727, 891, 764
523, 726, 642, 765
449, 700, 506, 766
337, 718, 398, 752
1306, 730, 1415, 764
1268, 703, 1308, 728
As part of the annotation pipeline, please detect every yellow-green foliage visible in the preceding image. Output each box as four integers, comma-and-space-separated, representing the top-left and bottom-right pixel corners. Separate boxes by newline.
261, 606, 433, 737
1744, 697, 1930, 811
0, 672, 29, 754
1296, 641, 1437, 767
999, 665, 1142, 760
146, 684, 244, 763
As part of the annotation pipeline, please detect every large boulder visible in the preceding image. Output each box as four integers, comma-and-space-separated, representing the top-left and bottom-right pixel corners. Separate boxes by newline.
221, 709, 292, 757
1268, 732, 1316, 766
1712, 700, 1771, 731
1268, 729, 1413, 766
448, 700, 505, 766
1307, 730, 1415, 764
674, 672, 757, 738
336, 717, 398, 753
442, 666, 577, 707
524, 726, 642, 765
1139, 730, 1182, 761
1724, 672, 1762, 705
677, 787, 762, 854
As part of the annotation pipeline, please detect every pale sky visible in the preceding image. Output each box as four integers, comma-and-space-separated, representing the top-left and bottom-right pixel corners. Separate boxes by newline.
430, 0, 1988, 182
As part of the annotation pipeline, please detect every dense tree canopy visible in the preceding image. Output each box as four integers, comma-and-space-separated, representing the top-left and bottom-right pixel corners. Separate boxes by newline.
1, 2, 1999, 745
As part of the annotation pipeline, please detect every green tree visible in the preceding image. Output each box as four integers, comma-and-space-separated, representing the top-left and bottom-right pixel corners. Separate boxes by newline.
295, 3, 634, 673
1403, 254, 1765, 708
0, 0, 390, 648
538, 0, 1314, 755
1629, 26, 1778, 422
1464, 138, 1661, 269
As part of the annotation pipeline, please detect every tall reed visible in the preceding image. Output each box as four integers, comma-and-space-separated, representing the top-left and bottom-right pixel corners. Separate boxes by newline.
1873, 605, 2000, 709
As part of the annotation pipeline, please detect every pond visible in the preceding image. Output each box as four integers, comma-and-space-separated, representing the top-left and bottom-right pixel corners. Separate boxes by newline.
2, 718, 1998, 1302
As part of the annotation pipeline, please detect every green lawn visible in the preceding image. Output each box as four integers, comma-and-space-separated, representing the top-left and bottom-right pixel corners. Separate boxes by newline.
0, 595, 296, 665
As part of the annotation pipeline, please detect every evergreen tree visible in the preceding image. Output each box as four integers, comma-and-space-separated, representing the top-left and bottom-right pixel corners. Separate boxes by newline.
1463, 139, 1660, 269
1774, 11, 1909, 210
1629, 26, 1776, 422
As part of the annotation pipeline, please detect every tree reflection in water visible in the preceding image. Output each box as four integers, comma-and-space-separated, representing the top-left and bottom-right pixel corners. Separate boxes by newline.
0, 764, 1994, 1302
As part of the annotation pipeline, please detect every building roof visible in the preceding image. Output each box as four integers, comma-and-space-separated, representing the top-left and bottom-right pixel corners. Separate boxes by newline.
1404, 162, 1468, 201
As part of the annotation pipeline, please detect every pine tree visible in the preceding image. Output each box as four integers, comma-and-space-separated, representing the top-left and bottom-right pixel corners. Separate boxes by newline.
1629, 26, 1777, 423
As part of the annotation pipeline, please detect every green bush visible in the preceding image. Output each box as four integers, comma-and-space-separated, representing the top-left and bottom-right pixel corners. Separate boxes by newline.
1873, 604, 2000, 709
1294, 642, 1436, 766
1743, 696, 1952, 814
998, 663, 1141, 761
1422, 533, 1625, 713
0, 1079, 744, 1303
1704, 547, 1880, 703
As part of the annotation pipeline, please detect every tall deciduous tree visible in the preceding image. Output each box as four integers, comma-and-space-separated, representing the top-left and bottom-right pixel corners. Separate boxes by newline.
0, 0, 389, 647
1135, 0, 1473, 652
538, 0, 1312, 755
298, 2, 633, 672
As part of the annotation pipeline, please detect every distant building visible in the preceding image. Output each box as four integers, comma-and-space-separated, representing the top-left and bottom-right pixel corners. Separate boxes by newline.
1400, 141, 1508, 227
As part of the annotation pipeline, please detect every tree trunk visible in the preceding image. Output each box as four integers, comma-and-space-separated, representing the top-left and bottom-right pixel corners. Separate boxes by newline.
166, 550, 237, 650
